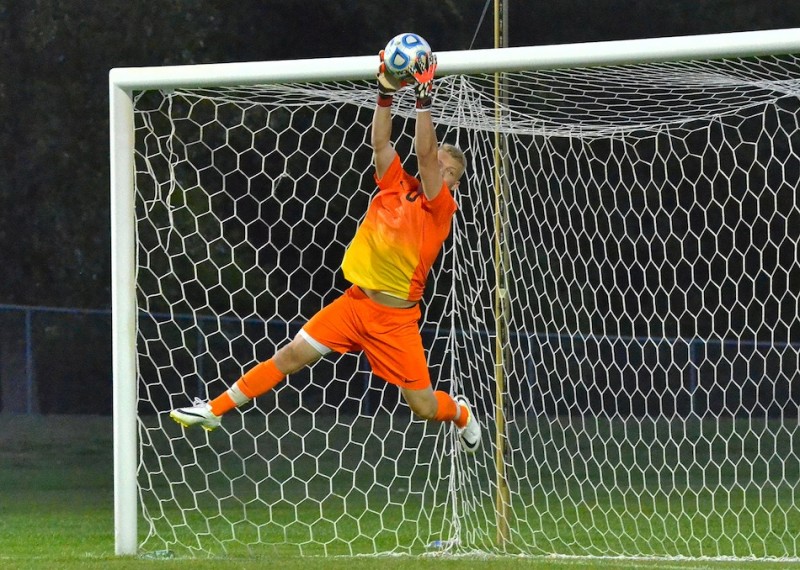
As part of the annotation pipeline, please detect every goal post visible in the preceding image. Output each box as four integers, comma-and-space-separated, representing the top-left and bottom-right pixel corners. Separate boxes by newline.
111, 27, 800, 559
109, 79, 138, 556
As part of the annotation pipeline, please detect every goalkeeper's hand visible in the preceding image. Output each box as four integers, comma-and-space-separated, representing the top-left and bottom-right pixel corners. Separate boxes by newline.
377, 50, 403, 101
412, 53, 437, 110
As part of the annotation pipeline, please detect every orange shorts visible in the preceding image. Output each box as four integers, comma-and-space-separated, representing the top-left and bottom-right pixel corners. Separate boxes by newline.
301, 285, 431, 390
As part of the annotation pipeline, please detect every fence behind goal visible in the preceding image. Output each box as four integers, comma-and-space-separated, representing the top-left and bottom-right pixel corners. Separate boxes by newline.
111, 29, 800, 560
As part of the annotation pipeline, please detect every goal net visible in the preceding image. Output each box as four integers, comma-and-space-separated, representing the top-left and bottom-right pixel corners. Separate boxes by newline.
111, 30, 800, 560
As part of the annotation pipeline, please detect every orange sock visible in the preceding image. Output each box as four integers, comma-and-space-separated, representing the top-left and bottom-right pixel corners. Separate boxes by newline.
209, 359, 286, 416
433, 391, 468, 428
237, 359, 286, 398
208, 391, 237, 417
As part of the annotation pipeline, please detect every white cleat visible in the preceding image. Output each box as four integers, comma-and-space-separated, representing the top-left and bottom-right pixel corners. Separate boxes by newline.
455, 396, 481, 453
170, 398, 221, 431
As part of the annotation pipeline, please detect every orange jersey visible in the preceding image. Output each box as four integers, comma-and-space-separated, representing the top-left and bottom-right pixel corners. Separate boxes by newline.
341, 155, 458, 301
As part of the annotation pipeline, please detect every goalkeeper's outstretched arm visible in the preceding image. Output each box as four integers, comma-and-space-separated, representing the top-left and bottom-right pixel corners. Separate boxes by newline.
412, 54, 443, 201
373, 52, 400, 179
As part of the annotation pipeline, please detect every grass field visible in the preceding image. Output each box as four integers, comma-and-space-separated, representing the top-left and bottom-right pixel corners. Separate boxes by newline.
2, 413, 800, 569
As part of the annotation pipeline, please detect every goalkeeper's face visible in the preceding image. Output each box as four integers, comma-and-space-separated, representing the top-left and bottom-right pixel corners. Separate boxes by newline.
438, 149, 463, 192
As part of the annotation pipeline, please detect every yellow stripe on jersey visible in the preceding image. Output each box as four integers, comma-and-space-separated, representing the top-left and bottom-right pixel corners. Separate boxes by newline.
341, 155, 457, 302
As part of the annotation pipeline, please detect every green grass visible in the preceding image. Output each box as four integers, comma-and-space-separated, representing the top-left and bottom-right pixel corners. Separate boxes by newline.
136, 412, 800, 558
1, 414, 800, 569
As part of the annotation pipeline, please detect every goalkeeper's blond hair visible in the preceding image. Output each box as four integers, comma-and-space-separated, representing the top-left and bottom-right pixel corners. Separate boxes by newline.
441, 143, 466, 180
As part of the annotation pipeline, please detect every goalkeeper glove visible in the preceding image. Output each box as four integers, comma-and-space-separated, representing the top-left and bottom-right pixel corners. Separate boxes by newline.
377, 50, 402, 106
412, 53, 437, 111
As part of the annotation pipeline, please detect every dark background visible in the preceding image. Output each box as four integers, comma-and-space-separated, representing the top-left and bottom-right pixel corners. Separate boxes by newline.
1, 0, 800, 414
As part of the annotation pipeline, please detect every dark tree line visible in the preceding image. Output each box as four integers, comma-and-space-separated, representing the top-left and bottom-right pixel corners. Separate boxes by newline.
1, 0, 799, 309
1, 0, 799, 415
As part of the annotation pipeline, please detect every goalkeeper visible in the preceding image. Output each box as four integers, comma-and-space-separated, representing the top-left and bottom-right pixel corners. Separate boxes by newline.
171, 47, 481, 453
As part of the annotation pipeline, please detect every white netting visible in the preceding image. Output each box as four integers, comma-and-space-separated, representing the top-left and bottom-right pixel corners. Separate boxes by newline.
133, 54, 800, 560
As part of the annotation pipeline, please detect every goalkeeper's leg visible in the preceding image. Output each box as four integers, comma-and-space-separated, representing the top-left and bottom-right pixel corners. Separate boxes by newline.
170, 335, 323, 431
356, 300, 483, 453
402, 387, 481, 453
171, 291, 361, 430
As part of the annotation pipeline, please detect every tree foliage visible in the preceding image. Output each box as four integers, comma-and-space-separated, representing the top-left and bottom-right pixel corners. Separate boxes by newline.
0, 0, 799, 308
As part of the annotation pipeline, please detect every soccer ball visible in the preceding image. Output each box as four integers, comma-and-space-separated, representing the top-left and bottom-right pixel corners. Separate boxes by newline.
382, 33, 432, 80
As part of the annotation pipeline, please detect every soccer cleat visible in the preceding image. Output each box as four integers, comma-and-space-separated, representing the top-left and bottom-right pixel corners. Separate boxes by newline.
170, 398, 221, 432
455, 395, 481, 453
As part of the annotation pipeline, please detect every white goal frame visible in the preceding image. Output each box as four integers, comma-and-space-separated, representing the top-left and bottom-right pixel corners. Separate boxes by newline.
110, 27, 800, 556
